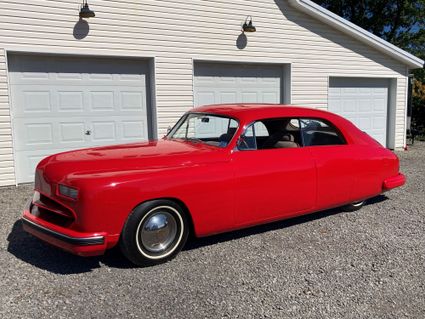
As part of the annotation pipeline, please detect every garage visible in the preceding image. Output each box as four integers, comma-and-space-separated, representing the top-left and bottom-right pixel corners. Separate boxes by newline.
328, 77, 390, 147
8, 54, 152, 183
0, 1, 422, 186
194, 62, 287, 106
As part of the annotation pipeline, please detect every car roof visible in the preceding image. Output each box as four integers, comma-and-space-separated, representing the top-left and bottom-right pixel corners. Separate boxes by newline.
192, 104, 338, 123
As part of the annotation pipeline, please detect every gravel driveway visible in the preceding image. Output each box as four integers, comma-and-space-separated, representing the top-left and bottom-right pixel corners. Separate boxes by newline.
1, 143, 424, 319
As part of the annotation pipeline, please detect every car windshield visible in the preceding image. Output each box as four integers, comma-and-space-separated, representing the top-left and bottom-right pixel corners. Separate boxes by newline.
167, 113, 239, 148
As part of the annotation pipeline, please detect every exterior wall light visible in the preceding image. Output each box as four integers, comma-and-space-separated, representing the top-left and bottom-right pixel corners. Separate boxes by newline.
79, 1, 95, 18
242, 16, 256, 33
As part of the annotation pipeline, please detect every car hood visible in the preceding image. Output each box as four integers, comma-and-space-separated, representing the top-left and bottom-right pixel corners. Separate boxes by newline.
36, 139, 229, 185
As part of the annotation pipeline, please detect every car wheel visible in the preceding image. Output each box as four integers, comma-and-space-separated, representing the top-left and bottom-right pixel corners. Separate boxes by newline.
120, 200, 189, 266
343, 200, 365, 212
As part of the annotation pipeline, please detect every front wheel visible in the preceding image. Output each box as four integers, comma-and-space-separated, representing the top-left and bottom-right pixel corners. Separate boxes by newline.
120, 200, 189, 266
343, 200, 365, 212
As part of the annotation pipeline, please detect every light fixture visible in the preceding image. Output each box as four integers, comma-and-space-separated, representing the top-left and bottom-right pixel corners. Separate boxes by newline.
79, 1, 95, 18
242, 16, 256, 33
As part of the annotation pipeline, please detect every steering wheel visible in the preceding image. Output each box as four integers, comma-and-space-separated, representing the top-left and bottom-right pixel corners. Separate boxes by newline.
238, 136, 250, 149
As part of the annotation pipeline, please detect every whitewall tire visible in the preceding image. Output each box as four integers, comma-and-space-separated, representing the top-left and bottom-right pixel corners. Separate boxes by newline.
120, 200, 189, 266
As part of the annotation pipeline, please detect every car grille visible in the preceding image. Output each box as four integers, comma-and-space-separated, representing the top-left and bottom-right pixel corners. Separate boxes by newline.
31, 193, 75, 227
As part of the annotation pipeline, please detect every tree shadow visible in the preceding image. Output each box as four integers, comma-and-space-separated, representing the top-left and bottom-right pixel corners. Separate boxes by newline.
7, 195, 388, 273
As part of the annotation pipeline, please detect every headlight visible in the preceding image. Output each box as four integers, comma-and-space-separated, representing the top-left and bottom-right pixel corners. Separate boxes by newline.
58, 184, 79, 200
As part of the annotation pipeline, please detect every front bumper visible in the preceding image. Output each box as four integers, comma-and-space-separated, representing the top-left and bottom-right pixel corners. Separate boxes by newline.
22, 200, 108, 257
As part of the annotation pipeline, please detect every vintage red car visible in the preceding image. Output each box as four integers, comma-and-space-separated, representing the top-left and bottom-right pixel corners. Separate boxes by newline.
22, 104, 405, 266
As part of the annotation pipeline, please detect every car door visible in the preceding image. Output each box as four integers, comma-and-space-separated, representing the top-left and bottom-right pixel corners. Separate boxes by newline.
300, 118, 356, 210
232, 118, 316, 227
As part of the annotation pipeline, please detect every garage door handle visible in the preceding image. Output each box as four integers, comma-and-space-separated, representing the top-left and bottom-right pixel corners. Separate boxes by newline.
85, 130, 91, 135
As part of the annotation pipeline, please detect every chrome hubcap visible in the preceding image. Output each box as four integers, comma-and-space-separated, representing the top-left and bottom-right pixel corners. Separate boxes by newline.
140, 211, 178, 253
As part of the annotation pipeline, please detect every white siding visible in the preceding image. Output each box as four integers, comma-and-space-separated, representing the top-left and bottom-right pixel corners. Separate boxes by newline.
0, 49, 16, 186
0, 0, 411, 184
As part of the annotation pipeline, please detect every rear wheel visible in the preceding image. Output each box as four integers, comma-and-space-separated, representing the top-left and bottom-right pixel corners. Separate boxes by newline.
120, 200, 189, 266
343, 200, 365, 212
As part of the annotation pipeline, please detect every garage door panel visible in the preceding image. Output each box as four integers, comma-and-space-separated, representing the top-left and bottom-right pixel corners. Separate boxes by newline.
241, 92, 258, 103
13, 119, 54, 149
196, 91, 216, 106
240, 77, 257, 84
17, 72, 49, 81
194, 62, 283, 106
342, 100, 357, 113
60, 122, 86, 143
329, 77, 389, 147
10, 75, 147, 89
373, 98, 386, 111
121, 120, 146, 140
357, 117, 372, 130
89, 91, 114, 111
13, 117, 87, 150
358, 100, 371, 112
12, 78, 147, 87
25, 123, 54, 146
262, 92, 280, 103
13, 86, 148, 117
15, 115, 148, 148
220, 92, 237, 104
58, 91, 84, 111
9, 54, 150, 183
15, 148, 77, 183
91, 121, 116, 142
21, 90, 52, 113
120, 91, 146, 112
373, 116, 386, 129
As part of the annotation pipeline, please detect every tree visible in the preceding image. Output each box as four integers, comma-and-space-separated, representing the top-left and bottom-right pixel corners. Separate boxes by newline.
313, 0, 425, 132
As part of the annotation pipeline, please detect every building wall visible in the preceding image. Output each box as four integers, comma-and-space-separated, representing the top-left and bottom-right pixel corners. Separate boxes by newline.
0, 0, 410, 185
0, 49, 15, 186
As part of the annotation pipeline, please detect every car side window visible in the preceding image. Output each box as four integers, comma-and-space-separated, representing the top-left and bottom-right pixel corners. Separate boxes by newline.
300, 118, 346, 146
238, 124, 257, 150
238, 118, 302, 150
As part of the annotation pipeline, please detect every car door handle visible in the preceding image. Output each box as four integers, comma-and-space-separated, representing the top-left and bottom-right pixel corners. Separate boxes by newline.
85, 130, 91, 136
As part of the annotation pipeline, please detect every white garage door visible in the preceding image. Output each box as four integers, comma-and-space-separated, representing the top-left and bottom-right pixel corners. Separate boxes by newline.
194, 62, 283, 106
328, 77, 389, 146
9, 54, 150, 183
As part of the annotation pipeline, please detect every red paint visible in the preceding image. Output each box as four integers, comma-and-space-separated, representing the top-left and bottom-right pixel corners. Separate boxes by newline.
383, 173, 406, 190
21, 104, 405, 256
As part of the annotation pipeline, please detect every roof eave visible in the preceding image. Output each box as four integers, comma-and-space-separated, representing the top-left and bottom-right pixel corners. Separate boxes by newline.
288, 0, 424, 69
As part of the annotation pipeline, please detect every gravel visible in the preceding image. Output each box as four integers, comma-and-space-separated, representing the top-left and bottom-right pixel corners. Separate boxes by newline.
1, 143, 424, 319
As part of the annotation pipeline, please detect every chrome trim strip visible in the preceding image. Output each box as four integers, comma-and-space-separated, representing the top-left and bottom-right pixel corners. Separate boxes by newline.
22, 218, 104, 246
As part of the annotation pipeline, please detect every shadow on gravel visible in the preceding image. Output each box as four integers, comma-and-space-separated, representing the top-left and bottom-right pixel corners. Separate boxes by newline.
7, 221, 133, 275
184, 195, 388, 251
7, 195, 387, 273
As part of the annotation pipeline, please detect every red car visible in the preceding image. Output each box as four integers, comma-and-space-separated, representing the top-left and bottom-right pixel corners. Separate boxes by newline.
22, 104, 405, 266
